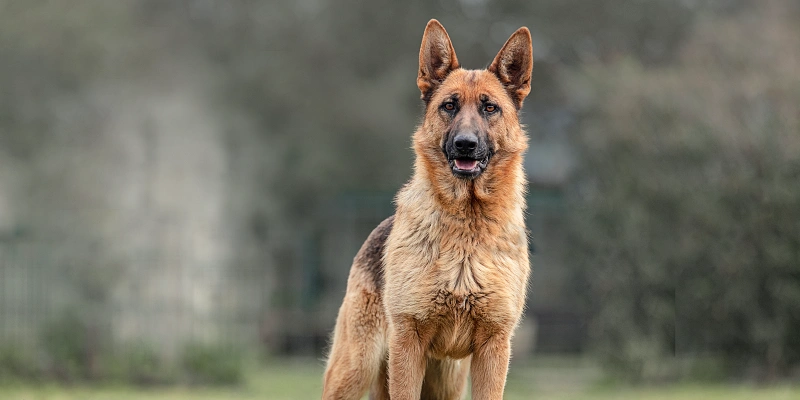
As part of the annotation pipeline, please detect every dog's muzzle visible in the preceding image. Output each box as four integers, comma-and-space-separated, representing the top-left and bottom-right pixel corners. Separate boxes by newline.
445, 131, 491, 179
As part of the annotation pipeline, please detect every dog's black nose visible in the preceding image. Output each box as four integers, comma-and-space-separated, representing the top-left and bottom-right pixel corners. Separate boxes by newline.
453, 133, 478, 152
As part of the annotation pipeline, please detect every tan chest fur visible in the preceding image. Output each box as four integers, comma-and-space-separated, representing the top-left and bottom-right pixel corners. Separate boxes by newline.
383, 180, 530, 360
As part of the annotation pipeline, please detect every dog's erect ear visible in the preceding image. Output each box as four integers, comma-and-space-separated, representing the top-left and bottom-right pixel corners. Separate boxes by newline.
418, 19, 460, 103
489, 27, 533, 110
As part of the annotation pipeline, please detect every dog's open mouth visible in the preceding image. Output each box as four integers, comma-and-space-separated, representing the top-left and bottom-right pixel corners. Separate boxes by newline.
455, 159, 478, 171
449, 156, 489, 179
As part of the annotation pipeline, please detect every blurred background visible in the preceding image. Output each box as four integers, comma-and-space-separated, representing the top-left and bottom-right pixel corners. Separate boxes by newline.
1, 0, 799, 398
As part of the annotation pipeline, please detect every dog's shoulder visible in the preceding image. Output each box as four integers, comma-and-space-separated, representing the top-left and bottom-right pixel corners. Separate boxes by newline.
352, 215, 394, 292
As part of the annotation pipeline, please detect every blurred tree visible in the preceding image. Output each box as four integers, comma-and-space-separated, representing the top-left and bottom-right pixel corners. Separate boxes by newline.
562, 0, 800, 380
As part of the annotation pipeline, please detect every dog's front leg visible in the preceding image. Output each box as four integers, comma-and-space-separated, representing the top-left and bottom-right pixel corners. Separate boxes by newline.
387, 317, 427, 400
470, 332, 512, 400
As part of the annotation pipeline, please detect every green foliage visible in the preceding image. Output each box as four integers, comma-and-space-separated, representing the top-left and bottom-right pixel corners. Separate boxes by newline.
28, 316, 242, 386
181, 342, 244, 386
562, 2, 800, 381
38, 314, 239, 386
106, 342, 177, 386
38, 312, 239, 386
41, 312, 92, 381
0, 345, 39, 383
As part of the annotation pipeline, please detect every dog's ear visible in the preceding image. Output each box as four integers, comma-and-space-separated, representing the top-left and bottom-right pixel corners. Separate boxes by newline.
418, 19, 460, 103
489, 27, 533, 110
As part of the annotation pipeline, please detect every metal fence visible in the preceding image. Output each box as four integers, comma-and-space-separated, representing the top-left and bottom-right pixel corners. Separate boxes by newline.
0, 187, 580, 365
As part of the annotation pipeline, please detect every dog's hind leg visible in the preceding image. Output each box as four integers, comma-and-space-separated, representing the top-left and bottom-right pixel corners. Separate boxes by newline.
420, 357, 470, 400
322, 288, 386, 400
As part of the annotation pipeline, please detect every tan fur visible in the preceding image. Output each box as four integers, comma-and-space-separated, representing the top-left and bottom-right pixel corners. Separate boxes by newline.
323, 19, 533, 400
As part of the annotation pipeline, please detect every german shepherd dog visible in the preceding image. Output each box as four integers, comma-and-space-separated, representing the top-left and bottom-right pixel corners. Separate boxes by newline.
323, 19, 533, 400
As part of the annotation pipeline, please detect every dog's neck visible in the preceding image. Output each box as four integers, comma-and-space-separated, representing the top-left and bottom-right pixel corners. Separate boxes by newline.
398, 147, 527, 227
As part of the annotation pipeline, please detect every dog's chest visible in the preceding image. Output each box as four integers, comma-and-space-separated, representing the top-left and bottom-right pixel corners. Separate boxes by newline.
384, 210, 529, 358
424, 290, 488, 359
422, 227, 528, 358
386, 216, 527, 302
431, 221, 526, 292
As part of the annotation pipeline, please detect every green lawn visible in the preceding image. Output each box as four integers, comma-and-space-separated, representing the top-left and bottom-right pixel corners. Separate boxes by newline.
2, 359, 799, 400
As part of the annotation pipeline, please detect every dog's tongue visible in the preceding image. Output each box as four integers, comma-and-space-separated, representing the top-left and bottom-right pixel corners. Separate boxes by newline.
455, 159, 478, 170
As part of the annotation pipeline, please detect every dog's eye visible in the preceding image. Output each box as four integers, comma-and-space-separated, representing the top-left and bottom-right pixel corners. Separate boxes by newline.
484, 104, 497, 113
443, 102, 456, 111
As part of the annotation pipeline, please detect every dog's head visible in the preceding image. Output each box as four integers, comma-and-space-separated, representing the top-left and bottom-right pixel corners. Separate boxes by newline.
414, 19, 532, 181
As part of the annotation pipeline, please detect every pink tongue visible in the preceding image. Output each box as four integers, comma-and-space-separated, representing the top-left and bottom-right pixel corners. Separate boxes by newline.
455, 159, 478, 170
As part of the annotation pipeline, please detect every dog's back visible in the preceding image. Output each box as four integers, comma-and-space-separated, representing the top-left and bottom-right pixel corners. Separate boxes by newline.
350, 215, 394, 293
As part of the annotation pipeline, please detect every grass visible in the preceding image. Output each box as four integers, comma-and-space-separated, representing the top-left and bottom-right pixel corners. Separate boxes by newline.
2, 358, 799, 400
